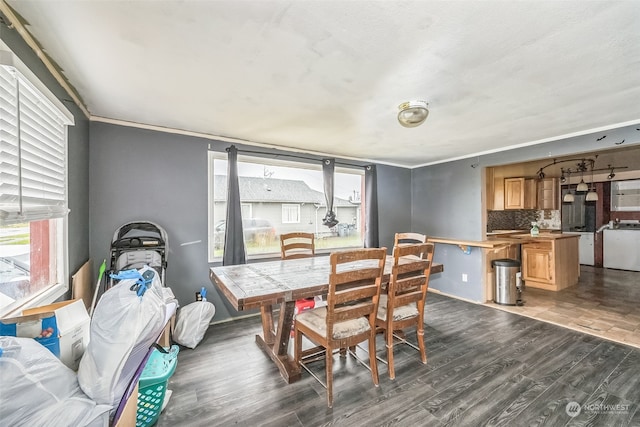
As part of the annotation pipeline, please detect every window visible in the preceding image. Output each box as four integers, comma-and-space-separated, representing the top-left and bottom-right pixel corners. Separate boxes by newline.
282, 204, 300, 224
0, 49, 73, 316
241, 203, 252, 218
208, 152, 364, 261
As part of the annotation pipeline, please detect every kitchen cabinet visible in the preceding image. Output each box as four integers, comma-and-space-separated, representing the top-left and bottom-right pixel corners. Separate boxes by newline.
611, 180, 640, 211
520, 234, 579, 291
522, 241, 553, 283
504, 178, 536, 210
537, 178, 558, 210
486, 169, 504, 210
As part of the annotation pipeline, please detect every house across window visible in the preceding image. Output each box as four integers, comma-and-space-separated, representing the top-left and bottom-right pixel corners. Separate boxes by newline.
208, 153, 364, 261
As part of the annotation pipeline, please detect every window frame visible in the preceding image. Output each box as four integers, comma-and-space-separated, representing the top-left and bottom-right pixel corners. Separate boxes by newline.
0, 45, 72, 317
207, 151, 364, 262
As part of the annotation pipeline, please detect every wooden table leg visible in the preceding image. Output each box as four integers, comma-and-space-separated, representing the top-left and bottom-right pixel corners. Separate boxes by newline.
260, 304, 275, 345
255, 300, 301, 383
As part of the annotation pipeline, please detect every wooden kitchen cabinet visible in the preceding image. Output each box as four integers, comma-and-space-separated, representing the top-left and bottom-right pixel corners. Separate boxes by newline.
485, 168, 504, 210
537, 177, 558, 210
521, 234, 579, 291
504, 178, 536, 210
522, 242, 553, 284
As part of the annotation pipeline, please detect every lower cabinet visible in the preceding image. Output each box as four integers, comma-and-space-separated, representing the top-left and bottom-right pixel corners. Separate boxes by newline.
522, 242, 553, 285
521, 236, 579, 291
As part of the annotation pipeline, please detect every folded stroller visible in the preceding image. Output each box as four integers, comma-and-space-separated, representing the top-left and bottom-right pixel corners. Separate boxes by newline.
108, 221, 168, 288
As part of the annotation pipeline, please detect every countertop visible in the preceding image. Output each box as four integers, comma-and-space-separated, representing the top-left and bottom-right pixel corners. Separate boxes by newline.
428, 233, 580, 249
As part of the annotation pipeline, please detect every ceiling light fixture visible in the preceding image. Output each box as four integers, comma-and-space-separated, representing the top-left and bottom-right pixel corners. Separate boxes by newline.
585, 162, 598, 201
576, 160, 589, 192
607, 165, 616, 180
397, 100, 429, 128
576, 178, 589, 192
563, 170, 575, 203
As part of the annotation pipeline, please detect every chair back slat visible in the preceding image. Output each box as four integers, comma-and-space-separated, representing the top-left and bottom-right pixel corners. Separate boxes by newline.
394, 291, 423, 308
333, 267, 384, 285
395, 275, 427, 294
334, 282, 379, 305
333, 302, 375, 322
280, 232, 315, 260
394, 232, 428, 246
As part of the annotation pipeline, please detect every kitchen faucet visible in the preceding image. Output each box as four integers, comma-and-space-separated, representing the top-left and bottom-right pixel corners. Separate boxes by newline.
597, 219, 620, 233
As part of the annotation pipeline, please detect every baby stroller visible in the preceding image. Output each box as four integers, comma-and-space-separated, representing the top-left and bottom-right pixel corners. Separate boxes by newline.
108, 221, 168, 288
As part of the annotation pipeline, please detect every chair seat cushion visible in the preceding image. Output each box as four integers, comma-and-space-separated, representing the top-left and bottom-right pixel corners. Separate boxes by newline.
377, 294, 419, 322
296, 307, 371, 340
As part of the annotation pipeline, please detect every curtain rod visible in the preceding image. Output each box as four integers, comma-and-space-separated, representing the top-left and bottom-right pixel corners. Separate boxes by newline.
225, 146, 371, 169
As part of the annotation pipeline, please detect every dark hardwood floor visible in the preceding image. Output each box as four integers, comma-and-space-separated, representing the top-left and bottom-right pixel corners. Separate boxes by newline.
157, 293, 640, 426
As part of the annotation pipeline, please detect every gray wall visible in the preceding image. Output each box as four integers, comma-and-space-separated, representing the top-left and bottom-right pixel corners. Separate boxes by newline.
88, 123, 225, 316
412, 124, 640, 302
376, 165, 412, 252
89, 123, 383, 322
412, 159, 485, 301
1, 18, 91, 293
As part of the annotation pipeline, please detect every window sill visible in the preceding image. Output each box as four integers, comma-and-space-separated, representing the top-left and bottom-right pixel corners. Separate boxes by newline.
2, 283, 68, 318
208, 245, 364, 265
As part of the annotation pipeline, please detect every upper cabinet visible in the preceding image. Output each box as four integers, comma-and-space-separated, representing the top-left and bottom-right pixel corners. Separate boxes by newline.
487, 169, 504, 210
504, 177, 536, 210
537, 178, 559, 210
611, 179, 640, 211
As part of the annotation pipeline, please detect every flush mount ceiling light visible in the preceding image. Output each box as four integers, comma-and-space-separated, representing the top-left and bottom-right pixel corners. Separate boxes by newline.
397, 100, 429, 128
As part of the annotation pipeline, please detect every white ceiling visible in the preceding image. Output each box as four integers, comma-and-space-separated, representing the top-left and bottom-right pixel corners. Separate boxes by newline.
5, 0, 640, 167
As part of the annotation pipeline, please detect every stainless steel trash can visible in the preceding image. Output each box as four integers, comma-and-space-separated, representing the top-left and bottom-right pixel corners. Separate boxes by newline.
492, 259, 523, 306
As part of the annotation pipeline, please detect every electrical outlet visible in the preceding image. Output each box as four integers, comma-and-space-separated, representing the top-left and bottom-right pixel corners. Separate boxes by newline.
462, 273, 468, 282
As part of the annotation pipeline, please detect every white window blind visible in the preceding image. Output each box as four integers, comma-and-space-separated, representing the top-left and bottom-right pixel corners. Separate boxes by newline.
0, 63, 71, 225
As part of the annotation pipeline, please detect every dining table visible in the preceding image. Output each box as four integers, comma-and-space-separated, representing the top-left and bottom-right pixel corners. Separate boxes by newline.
209, 254, 443, 383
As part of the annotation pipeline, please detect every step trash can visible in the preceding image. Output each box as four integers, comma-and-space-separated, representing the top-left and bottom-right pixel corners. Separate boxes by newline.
492, 259, 524, 306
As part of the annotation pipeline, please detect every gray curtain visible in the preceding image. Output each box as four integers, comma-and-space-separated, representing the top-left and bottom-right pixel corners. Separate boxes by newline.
322, 159, 339, 228
223, 145, 246, 265
364, 164, 379, 248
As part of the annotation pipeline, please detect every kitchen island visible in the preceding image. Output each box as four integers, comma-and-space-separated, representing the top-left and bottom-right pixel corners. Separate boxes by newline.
428, 233, 580, 301
492, 233, 580, 292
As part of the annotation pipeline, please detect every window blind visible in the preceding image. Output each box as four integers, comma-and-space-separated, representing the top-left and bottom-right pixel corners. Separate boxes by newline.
0, 64, 71, 225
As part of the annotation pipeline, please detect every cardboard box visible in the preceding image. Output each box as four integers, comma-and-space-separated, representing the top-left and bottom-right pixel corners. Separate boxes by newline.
0, 299, 90, 370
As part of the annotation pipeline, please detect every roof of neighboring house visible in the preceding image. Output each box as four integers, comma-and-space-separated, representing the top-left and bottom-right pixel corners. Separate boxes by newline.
213, 175, 357, 207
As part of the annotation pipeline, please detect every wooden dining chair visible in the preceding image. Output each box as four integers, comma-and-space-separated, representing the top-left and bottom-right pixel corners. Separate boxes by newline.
394, 232, 428, 245
375, 242, 435, 379
279, 232, 317, 336
280, 232, 315, 259
294, 247, 387, 408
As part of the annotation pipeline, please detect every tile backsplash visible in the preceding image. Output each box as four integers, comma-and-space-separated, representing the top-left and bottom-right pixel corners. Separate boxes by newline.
488, 209, 561, 231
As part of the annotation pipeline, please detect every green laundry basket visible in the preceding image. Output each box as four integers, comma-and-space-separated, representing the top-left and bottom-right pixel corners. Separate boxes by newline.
136, 345, 179, 427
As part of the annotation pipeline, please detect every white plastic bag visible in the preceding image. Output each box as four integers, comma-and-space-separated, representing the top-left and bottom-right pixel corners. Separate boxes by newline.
173, 300, 215, 348
77, 265, 173, 406
0, 336, 110, 427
